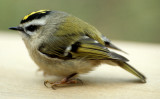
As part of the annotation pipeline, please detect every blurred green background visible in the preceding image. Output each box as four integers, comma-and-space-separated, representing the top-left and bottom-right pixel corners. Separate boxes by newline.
0, 0, 159, 43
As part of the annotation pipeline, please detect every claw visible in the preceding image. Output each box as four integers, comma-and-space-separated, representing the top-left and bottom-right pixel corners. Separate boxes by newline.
44, 80, 56, 89
44, 80, 50, 88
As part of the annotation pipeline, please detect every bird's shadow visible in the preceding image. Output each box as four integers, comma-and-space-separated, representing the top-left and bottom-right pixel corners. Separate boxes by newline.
81, 75, 143, 84
34, 73, 145, 90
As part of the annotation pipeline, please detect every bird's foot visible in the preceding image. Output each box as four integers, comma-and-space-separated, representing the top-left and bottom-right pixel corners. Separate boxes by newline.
44, 78, 83, 89
44, 73, 83, 89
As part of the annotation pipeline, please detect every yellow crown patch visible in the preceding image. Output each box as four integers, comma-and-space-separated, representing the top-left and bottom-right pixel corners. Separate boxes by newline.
23, 10, 50, 20
21, 10, 51, 24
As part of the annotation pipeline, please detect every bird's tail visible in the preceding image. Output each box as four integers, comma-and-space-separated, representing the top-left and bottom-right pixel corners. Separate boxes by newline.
117, 61, 146, 83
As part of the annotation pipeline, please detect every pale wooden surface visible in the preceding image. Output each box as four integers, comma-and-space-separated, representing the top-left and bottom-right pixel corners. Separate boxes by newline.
0, 31, 160, 99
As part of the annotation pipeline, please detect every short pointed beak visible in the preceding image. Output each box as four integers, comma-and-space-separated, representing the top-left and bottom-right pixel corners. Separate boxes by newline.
9, 27, 24, 32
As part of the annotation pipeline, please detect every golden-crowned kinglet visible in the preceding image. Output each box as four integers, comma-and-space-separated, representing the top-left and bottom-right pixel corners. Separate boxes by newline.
9, 10, 146, 88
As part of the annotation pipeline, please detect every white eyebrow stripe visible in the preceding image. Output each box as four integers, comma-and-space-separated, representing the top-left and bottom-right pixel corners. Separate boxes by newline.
21, 16, 49, 28
24, 19, 46, 27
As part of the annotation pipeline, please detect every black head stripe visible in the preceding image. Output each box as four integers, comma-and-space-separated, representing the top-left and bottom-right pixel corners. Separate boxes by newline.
20, 10, 51, 24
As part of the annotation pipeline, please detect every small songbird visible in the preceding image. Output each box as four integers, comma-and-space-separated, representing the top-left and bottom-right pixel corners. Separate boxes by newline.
9, 10, 146, 89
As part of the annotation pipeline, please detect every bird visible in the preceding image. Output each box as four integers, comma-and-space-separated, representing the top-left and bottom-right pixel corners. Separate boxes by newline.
9, 10, 146, 89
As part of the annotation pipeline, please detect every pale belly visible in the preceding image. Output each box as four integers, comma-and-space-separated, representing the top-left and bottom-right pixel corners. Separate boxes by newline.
30, 50, 101, 77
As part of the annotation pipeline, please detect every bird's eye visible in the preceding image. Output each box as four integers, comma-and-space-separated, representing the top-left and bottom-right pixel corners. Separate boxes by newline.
26, 25, 39, 32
